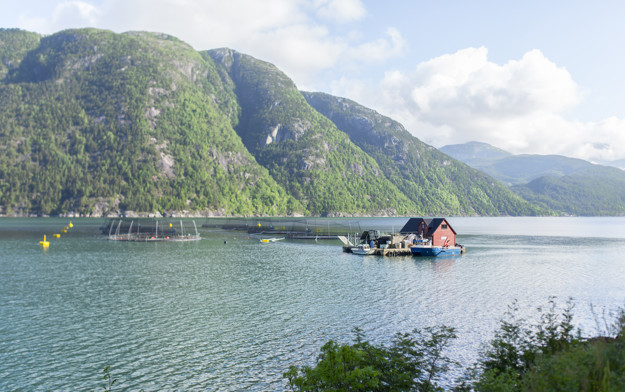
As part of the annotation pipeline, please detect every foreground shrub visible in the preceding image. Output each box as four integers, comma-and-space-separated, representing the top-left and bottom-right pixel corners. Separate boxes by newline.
462, 299, 625, 392
520, 308, 625, 392
284, 326, 457, 392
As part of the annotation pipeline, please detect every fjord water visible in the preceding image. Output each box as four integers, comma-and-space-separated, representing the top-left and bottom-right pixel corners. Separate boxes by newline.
1, 217, 625, 391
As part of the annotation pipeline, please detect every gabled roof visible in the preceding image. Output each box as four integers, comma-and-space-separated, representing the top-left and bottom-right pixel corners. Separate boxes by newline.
399, 218, 428, 233
399, 218, 456, 235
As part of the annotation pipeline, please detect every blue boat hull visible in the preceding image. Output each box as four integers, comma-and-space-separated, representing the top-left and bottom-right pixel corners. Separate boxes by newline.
411, 245, 462, 257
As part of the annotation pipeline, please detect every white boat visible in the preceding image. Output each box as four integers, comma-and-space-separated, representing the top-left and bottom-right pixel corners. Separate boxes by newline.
351, 243, 375, 255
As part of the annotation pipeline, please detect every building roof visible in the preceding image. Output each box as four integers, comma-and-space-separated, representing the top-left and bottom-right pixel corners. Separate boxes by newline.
399, 218, 456, 235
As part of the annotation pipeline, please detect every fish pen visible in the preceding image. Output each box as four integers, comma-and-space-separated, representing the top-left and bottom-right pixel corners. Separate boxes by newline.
202, 217, 362, 240
106, 219, 200, 241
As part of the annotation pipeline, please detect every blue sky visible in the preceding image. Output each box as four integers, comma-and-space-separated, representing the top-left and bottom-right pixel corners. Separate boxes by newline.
3, 0, 625, 162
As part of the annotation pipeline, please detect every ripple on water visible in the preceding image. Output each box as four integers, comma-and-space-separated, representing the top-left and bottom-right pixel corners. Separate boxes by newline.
2, 220, 625, 390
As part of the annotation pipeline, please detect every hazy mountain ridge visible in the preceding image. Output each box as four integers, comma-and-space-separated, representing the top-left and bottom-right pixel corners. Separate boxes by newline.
0, 28, 547, 217
442, 141, 625, 215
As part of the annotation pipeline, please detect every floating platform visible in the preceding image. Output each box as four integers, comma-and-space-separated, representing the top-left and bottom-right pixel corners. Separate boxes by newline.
343, 245, 413, 256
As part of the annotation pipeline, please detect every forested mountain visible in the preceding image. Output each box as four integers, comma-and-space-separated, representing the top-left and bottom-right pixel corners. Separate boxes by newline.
206, 49, 417, 215
302, 92, 543, 215
442, 141, 625, 215
0, 28, 295, 216
0, 28, 547, 217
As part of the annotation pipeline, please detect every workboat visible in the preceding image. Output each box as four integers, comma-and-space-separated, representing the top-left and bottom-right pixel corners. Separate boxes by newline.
351, 243, 375, 255
410, 244, 464, 257
401, 218, 465, 257
340, 218, 466, 257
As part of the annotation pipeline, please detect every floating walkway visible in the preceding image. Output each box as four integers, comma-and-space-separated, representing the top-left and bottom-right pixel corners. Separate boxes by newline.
202, 217, 362, 240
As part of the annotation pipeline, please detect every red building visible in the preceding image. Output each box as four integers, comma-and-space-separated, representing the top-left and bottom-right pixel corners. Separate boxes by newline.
399, 218, 457, 247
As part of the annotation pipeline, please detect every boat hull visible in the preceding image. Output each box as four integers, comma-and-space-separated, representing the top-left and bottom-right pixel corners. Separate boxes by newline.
351, 245, 375, 255
410, 245, 462, 257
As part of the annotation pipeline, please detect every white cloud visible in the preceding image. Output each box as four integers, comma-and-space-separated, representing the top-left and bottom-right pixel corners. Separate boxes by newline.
53, 1, 101, 26
17, 1, 101, 33
341, 46, 625, 161
13, 0, 404, 89
314, 0, 366, 23
346, 27, 405, 63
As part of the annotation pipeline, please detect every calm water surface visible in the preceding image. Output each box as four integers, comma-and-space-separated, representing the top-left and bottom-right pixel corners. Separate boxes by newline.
1, 217, 625, 390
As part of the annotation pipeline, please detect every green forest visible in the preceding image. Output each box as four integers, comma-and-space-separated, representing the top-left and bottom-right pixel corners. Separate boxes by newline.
0, 28, 548, 217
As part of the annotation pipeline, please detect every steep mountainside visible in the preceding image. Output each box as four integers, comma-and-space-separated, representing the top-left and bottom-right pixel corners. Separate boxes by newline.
0, 28, 296, 216
303, 92, 545, 216
0, 28, 549, 217
207, 48, 418, 216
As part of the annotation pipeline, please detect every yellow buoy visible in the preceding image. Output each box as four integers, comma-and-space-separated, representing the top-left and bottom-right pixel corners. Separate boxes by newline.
169, 223, 173, 228
53, 234, 61, 238
61, 229, 67, 233
69, 222, 73, 228
39, 235, 50, 247
64, 226, 68, 230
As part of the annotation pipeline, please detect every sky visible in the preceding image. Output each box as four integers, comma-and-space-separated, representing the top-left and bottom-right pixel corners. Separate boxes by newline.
3, 0, 625, 162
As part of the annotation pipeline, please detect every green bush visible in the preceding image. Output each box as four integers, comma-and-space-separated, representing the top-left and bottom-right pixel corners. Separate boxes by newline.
284, 326, 457, 392
462, 299, 625, 392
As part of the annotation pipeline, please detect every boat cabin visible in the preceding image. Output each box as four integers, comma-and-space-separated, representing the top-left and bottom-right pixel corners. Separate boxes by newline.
399, 218, 456, 247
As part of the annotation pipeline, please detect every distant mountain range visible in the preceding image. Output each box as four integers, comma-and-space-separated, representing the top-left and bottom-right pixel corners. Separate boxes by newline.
441, 141, 625, 215
0, 28, 545, 217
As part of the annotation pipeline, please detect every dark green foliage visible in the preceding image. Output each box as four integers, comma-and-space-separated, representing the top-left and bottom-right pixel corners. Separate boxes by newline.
284, 326, 457, 392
